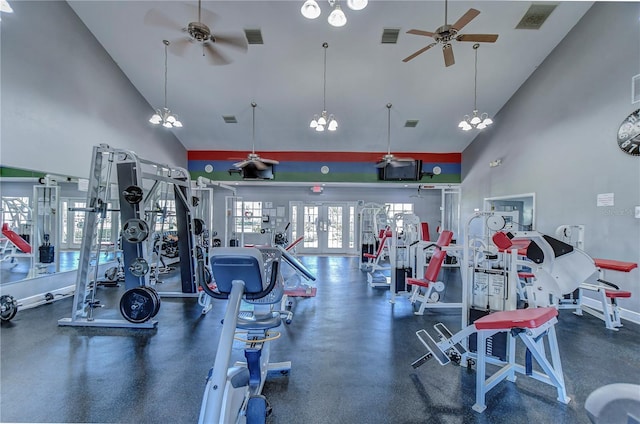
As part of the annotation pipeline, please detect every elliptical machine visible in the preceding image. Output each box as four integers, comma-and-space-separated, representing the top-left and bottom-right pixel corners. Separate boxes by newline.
198, 246, 315, 424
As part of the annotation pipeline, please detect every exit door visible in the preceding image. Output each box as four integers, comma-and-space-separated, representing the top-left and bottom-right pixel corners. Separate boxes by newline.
291, 202, 356, 255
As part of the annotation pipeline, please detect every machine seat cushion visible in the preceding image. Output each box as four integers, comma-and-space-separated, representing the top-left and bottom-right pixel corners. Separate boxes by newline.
474, 307, 558, 330
406, 278, 431, 288
593, 259, 638, 273
492, 232, 530, 255
605, 290, 632, 299
236, 311, 282, 330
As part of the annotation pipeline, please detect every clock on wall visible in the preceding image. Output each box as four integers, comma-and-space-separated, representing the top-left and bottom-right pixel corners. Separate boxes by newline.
617, 109, 640, 156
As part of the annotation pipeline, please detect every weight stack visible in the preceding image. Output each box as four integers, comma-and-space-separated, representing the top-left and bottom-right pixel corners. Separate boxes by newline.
395, 267, 412, 293
39, 244, 55, 263
468, 308, 507, 361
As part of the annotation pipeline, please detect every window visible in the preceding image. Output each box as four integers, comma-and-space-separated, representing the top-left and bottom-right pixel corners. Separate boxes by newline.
154, 200, 177, 233
385, 202, 414, 230
234, 201, 263, 234
1, 197, 31, 235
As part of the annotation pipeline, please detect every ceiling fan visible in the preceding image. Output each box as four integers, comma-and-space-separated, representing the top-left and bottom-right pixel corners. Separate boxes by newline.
233, 102, 280, 171
403, 0, 498, 67
143, 0, 248, 65
375, 103, 415, 169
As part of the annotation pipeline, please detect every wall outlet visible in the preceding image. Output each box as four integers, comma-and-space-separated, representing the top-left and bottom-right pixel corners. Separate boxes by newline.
636, 206, 640, 219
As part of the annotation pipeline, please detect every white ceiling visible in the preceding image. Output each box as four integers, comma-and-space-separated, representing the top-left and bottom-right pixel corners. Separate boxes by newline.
67, 1, 593, 155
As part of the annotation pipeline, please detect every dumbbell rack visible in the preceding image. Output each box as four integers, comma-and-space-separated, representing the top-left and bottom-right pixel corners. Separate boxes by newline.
58, 144, 201, 328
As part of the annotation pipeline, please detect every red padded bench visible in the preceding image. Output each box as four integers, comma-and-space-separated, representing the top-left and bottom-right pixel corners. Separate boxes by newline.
472, 307, 569, 412
579, 258, 637, 330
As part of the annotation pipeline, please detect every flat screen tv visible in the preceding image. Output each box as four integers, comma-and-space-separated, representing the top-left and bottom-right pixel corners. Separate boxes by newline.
242, 163, 275, 180
377, 160, 422, 181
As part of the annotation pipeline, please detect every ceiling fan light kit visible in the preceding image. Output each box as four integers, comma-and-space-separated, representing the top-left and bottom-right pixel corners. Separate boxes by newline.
459, 43, 492, 131
310, 43, 338, 132
301, 0, 367, 27
149, 40, 182, 129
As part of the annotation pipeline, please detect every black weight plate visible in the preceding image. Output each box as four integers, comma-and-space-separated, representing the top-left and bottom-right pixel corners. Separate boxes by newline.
128, 257, 150, 277
123, 185, 143, 204
122, 219, 149, 243
119, 288, 155, 323
193, 219, 205, 236
0, 295, 18, 322
141, 286, 161, 317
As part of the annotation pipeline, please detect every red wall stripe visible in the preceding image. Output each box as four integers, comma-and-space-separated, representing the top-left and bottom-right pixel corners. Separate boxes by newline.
188, 150, 461, 163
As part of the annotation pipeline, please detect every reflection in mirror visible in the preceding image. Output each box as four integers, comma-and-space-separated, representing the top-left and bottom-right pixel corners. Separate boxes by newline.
1, 168, 119, 285
484, 193, 535, 231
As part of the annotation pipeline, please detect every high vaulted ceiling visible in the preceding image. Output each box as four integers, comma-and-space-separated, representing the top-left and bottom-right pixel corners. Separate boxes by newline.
67, 1, 593, 155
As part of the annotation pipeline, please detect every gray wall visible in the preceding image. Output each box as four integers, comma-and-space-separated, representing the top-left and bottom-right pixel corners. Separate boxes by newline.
462, 2, 640, 312
1, 1, 186, 179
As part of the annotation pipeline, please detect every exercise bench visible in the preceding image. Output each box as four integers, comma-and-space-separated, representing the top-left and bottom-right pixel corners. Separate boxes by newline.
577, 258, 637, 330
414, 307, 569, 413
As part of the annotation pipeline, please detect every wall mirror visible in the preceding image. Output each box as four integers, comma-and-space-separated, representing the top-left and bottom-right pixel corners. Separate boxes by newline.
1, 168, 119, 285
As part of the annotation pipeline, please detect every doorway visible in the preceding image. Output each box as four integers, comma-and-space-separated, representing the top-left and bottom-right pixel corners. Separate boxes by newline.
290, 202, 356, 255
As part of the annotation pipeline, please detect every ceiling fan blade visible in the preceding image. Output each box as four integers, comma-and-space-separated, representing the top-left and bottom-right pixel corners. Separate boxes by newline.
452, 8, 480, 31
203, 42, 231, 65
212, 33, 249, 52
456, 34, 499, 43
406, 29, 435, 37
443, 44, 455, 67
252, 160, 268, 170
233, 160, 250, 168
402, 43, 437, 63
170, 38, 194, 57
260, 158, 280, 165
143, 8, 183, 32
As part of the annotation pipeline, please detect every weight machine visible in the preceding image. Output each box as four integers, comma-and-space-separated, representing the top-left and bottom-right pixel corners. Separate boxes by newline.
358, 202, 390, 271
409, 211, 596, 413
555, 224, 637, 330
59, 144, 203, 328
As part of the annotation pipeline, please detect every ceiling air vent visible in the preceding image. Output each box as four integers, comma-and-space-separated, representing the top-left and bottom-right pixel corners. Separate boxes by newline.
515, 3, 558, 30
222, 115, 237, 124
381, 28, 400, 44
404, 120, 419, 128
244, 29, 263, 45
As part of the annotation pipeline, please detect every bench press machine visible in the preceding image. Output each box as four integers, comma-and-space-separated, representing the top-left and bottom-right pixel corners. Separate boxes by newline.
413, 307, 569, 413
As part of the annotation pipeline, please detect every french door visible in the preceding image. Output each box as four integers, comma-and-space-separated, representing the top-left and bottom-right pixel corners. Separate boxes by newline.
290, 202, 356, 255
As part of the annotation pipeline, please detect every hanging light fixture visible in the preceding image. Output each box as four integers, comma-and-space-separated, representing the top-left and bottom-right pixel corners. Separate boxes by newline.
149, 40, 182, 129
301, 0, 367, 27
459, 44, 492, 131
310, 43, 338, 132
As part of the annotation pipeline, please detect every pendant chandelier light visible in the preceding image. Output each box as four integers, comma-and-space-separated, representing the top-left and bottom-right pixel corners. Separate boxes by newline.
310, 43, 338, 132
459, 43, 492, 131
301, 0, 367, 28
149, 40, 182, 129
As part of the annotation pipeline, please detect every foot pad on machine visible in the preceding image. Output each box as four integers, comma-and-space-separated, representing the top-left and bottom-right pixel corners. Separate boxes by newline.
416, 329, 450, 365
